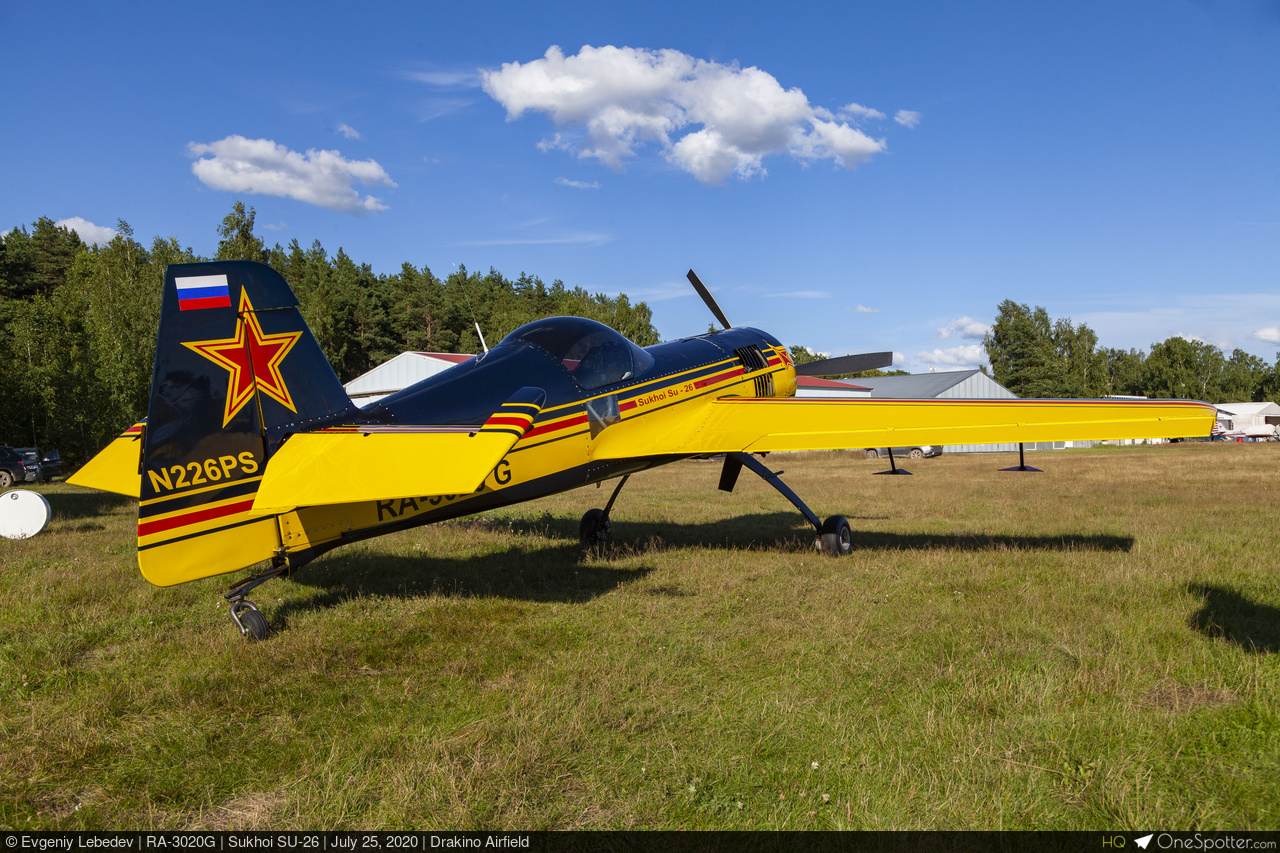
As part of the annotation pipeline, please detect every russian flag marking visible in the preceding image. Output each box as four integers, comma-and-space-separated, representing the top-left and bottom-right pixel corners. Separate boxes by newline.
175, 274, 232, 311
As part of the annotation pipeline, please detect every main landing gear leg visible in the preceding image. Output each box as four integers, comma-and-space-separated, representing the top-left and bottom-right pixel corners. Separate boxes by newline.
580, 474, 630, 548
721, 452, 853, 557
225, 562, 289, 641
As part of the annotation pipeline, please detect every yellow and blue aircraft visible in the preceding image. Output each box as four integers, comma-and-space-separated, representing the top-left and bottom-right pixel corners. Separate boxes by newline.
71, 261, 1216, 640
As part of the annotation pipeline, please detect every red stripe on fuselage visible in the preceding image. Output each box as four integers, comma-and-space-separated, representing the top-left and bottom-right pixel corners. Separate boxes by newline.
137, 499, 256, 538
484, 415, 533, 429
694, 367, 745, 389
523, 413, 588, 439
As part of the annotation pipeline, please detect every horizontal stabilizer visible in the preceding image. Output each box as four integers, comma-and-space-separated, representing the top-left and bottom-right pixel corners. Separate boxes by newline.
251, 387, 545, 512
67, 421, 145, 497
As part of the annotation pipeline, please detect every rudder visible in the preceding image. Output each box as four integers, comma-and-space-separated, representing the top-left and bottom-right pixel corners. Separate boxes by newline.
136, 260, 360, 586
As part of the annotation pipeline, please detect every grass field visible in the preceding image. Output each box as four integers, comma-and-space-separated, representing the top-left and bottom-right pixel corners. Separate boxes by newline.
2, 442, 1278, 830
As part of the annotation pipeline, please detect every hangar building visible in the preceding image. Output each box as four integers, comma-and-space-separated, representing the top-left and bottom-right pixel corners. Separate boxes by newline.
344, 352, 473, 407
1213, 402, 1280, 439
838, 369, 1023, 454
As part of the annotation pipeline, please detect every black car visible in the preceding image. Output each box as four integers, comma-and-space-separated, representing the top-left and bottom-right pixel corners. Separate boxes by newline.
0, 446, 42, 488
18, 447, 62, 482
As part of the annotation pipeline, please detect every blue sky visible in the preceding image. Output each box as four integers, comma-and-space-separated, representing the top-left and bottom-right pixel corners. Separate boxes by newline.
4, 1, 1279, 372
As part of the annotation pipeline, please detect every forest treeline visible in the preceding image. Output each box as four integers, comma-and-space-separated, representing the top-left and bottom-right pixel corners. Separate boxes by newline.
983, 299, 1280, 402
0, 204, 659, 466
4, 204, 1275, 467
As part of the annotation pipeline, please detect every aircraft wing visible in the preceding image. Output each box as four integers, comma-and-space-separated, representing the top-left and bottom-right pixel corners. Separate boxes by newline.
250, 387, 545, 512
589, 396, 1217, 458
67, 421, 145, 497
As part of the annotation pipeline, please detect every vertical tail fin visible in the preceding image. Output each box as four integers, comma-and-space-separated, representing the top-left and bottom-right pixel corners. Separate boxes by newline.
136, 260, 359, 586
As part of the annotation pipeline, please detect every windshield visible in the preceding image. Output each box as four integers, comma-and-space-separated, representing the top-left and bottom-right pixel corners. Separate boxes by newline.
501, 317, 654, 390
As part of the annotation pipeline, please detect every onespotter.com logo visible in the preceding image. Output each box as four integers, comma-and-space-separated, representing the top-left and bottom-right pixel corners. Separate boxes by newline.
1108, 834, 1277, 850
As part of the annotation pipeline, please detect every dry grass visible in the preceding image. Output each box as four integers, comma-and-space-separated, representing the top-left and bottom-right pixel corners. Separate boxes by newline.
1, 442, 1278, 830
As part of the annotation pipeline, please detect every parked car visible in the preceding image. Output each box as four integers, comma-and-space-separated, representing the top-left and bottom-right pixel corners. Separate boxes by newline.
0, 446, 42, 488
17, 448, 62, 482
863, 446, 943, 460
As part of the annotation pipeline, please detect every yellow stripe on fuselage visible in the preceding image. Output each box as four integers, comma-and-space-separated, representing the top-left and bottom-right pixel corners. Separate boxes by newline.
267, 353, 790, 558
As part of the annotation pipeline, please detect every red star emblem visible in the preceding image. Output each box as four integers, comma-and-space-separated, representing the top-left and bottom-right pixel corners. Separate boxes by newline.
184, 291, 304, 427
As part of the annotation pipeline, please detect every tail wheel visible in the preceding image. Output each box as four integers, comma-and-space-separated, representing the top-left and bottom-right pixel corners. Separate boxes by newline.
230, 601, 270, 641
579, 508, 610, 548
240, 609, 269, 641
817, 515, 853, 557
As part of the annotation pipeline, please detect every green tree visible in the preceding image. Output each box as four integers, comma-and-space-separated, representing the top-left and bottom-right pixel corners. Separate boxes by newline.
0, 217, 85, 303
215, 202, 267, 262
984, 300, 1060, 397
1142, 337, 1225, 400
1097, 347, 1146, 397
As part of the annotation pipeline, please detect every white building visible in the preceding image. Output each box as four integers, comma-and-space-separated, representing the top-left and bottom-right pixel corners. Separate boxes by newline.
838, 369, 1027, 454
795, 376, 870, 398
1214, 402, 1280, 439
344, 352, 474, 407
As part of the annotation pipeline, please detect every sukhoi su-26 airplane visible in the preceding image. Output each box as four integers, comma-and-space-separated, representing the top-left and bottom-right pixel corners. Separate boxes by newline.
70, 261, 1215, 639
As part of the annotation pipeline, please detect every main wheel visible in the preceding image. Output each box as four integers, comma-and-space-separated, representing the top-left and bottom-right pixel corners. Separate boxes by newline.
579, 508, 610, 548
908, 448, 925, 460
817, 515, 853, 556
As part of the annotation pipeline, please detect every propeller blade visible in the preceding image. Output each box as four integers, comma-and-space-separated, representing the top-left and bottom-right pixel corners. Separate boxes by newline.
686, 269, 732, 330
794, 351, 895, 376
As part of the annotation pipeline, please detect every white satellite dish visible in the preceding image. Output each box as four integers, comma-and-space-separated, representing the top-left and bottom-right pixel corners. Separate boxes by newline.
0, 490, 52, 539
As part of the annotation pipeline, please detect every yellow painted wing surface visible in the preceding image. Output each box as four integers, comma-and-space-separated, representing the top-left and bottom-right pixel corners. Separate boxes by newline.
67, 421, 144, 497
589, 397, 1217, 458
253, 388, 543, 512
249, 427, 522, 513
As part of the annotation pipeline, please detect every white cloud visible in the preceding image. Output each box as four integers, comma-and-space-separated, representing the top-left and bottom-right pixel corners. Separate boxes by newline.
1253, 327, 1280, 344
336, 123, 361, 139
894, 110, 922, 128
839, 102, 886, 121
855, 304, 879, 313
262, 221, 289, 231
555, 177, 601, 189
936, 316, 990, 340
187, 135, 396, 214
917, 344, 987, 368
415, 98, 474, 122
481, 45, 888, 184
56, 217, 117, 246
405, 69, 483, 89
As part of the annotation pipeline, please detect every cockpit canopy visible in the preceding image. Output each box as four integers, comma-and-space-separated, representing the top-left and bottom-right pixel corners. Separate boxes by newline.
500, 317, 654, 390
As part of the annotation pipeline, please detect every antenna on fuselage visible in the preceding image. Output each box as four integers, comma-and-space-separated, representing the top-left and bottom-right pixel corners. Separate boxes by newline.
455, 262, 489, 355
